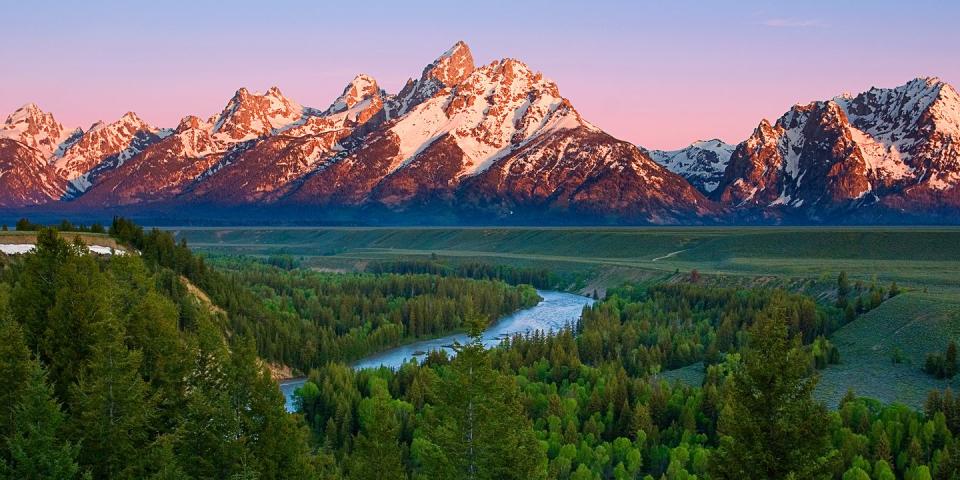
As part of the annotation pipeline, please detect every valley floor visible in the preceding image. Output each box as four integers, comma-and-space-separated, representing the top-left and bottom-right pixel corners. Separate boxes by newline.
173, 225, 960, 408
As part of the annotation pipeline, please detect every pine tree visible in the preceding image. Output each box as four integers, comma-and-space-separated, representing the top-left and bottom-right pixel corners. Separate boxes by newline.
223, 335, 315, 480
42, 255, 113, 398
175, 316, 248, 479
837, 271, 850, 308
416, 313, 547, 479
348, 379, 408, 480
709, 308, 834, 479
70, 320, 151, 479
0, 358, 84, 480
0, 310, 31, 439
144, 435, 190, 480
126, 291, 190, 430
873, 431, 892, 465
947, 341, 959, 379
10, 228, 72, 348
177, 327, 314, 480
15, 218, 32, 231
844, 304, 856, 324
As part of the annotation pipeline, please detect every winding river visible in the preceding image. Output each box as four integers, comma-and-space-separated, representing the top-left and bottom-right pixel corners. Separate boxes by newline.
279, 290, 593, 412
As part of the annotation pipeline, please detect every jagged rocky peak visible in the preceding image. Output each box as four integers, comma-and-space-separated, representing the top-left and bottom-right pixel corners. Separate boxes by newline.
326, 74, 383, 114
209, 86, 305, 142
176, 115, 206, 133
0, 102, 74, 157
424, 40, 475, 87
82, 111, 152, 137
927, 78, 960, 133
473, 57, 559, 95
839, 76, 960, 143
117, 111, 149, 127
716, 76, 960, 215
54, 110, 169, 189
449, 57, 560, 111
394, 41, 476, 114
690, 138, 732, 149
379, 53, 593, 185
3, 103, 56, 130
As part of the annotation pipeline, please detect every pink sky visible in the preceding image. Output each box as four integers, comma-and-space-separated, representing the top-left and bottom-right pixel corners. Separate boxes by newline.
1, 0, 957, 150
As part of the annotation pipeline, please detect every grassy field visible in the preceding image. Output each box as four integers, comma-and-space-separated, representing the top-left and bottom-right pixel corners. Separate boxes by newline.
816, 292, 960, 408
169, 226, 960, 295
660, 293, 960, 408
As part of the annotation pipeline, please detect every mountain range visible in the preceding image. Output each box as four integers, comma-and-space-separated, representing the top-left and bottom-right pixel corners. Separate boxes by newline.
2, 41, 958, 224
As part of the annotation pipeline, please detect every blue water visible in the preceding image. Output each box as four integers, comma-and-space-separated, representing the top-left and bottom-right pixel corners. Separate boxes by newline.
279, 290, 593, 412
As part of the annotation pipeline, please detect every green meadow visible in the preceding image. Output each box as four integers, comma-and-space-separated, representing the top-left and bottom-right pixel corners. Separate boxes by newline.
171, 226, 960, 293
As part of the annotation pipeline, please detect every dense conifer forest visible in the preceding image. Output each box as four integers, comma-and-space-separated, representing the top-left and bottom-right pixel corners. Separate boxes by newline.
296, 284, 960, 479
0, 226, 315, 479
1, 218, 957, 479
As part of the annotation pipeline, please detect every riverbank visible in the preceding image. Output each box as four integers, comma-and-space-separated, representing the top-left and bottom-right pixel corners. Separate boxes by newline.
280, 290, 593, 412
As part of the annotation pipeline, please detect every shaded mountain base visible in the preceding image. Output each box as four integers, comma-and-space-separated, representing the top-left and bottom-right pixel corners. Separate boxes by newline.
4, 201, 960, 227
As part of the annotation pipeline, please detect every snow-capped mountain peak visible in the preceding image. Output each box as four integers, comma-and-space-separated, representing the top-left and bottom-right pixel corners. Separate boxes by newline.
1, 45, 958, 225
646, 139, 735, 193
209, 86, 308, 142
384, 55, 595, 180
326, 74, 383, 114
176, 115, 208, 133
393, 41, 476, 115
716, 76, 960, 215
0, 103, 76, 157
428, 40, 474, 87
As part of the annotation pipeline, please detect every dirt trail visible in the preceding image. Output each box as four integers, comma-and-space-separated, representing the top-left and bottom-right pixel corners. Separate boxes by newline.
651, 249, 688, 262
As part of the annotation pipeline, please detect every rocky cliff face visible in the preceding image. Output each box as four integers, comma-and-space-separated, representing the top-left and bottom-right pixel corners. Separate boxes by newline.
714, 78, 960, 220
0, 139, 65, 207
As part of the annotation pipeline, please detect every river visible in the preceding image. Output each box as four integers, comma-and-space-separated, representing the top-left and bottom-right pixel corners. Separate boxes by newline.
279, 290, 593, 412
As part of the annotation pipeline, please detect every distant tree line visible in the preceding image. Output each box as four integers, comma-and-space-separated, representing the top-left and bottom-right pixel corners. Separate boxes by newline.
836, 271, 901, 322
925, 341, 959, 380
8, 218, 107, 234
367, 257, 555, 289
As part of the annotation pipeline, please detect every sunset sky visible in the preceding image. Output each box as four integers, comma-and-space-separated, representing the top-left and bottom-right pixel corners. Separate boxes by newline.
2, 0, 957, 149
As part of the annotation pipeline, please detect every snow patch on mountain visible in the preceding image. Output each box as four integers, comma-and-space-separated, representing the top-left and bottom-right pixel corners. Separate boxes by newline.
834, 77, 960, 190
